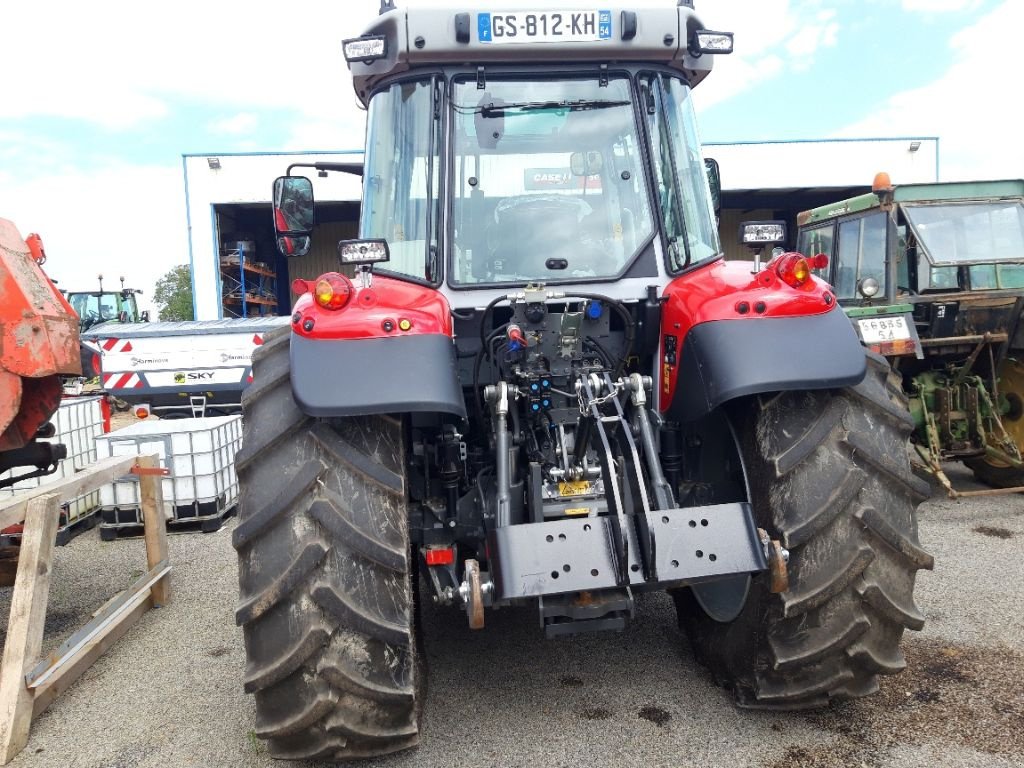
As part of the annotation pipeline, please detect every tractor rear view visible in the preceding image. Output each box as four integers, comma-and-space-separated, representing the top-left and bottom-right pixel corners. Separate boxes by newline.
0, 219, 81, 488
234, 3, 932, 760
796, 176, 1024, 495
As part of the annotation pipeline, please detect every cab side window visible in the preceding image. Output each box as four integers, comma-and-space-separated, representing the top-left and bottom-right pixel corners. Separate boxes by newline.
797, 224, 835, 279
835, 212, 887, 300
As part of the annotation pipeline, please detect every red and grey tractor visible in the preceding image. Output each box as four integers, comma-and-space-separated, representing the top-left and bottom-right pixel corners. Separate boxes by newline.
234, 3, 932, 760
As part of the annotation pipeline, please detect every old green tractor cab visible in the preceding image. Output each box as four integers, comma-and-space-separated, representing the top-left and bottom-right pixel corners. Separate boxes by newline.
797, 176, 1024, 494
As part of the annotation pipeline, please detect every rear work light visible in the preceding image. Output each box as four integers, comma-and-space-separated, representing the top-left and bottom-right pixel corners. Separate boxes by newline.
774, 253, 813, 288
690, 30, 734, 56
740, 221, 786, 246
313, 272, 353, 310
338, 238, 390, 266
343, 35, 387, 63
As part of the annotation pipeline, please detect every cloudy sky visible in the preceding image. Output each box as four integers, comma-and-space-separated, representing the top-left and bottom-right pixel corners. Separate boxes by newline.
1, 0, 1020, 312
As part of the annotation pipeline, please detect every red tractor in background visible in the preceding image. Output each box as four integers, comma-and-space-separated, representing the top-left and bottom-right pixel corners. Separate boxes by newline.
234, 2, 933, 760
0, 218, 81, 488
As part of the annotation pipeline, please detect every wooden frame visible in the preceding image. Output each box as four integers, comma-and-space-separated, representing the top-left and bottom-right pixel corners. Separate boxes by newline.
0, 453, 171, 764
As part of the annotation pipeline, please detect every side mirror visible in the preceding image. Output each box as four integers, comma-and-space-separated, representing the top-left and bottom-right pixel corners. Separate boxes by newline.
141, 310, 151, 322
118, 310, 129, 323
704, 158, 721, 216
272, 176, 315, 256
277, 236, 312, 258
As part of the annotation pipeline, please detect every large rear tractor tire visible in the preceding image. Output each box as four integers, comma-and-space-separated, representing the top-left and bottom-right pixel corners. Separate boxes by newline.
675, 352, 934, 709
233, 329, 420, 760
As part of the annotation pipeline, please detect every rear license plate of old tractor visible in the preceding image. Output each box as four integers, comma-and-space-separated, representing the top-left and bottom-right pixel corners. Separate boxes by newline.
857, 315, 911, 344
478, 11, 612, 44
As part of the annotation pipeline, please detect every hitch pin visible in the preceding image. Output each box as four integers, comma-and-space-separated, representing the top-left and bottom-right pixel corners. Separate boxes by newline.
758, 528, 790, 594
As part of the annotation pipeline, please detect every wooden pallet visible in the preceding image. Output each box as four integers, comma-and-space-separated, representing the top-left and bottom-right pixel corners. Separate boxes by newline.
0, 454, 170, 764
99, 505, 236, 539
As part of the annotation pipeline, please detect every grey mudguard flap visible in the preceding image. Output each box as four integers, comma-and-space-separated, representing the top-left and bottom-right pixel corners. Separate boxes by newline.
290, 333, 466, 418
669, 308, 867, 422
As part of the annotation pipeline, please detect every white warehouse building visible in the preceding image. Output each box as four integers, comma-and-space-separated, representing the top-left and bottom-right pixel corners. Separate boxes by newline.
183, 137, 939, 321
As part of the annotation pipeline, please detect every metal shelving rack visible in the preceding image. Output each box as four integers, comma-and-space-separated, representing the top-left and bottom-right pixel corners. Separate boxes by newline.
219, 241, 277, 318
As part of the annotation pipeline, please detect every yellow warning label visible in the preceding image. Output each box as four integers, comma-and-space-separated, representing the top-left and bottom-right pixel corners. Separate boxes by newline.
558, 481, 592, 497
564, 507, 590, 516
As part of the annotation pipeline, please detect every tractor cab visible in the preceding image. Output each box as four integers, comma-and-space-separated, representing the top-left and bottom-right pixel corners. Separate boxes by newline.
275, 3, 731, 308
65, 275, 147, 332
797, 177, 1024, 306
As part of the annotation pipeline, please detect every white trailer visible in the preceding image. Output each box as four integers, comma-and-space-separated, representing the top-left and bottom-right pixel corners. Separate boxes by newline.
81, 317, 290, 416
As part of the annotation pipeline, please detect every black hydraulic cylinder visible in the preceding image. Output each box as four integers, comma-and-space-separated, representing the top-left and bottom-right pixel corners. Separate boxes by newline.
0, 441, 66, 487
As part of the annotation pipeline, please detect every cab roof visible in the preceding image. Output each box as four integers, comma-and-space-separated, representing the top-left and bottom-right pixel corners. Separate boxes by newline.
797, 178, 1024, 227
344, 3, 721, 105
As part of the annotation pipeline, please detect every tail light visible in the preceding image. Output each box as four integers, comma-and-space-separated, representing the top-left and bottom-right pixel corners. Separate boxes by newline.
424, 546, 455, 566
133, 404, 150, 419
774, 253, 812, 288
313, 272, 353, 310
810, 253, 829, 270
100, 396, 112, 432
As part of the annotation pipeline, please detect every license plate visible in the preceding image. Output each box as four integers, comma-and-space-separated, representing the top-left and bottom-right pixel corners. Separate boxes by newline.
564, 507, 591, 516
478, 10, 612, 44
558, 480, 593, 497
857, 315, 912, 344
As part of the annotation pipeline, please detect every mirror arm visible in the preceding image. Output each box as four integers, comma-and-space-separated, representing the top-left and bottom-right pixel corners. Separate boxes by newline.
286, 161, 364, 177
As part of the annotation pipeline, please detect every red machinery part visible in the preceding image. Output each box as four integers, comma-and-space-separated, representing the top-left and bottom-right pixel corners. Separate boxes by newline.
292, 273, 454, 340
659, 258, 837, 412
0, 219, 81, 451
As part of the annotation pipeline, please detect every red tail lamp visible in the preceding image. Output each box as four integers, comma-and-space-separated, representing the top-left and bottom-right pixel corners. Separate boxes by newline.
774, 253, 812, 288
424, 546, 455, 566
313, 272, 353, 310
291, 278, 313, 295
810, 253, 829, 270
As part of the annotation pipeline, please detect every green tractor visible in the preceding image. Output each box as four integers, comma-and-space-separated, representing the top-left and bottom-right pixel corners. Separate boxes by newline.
65, 275, 148, 379
796, 175, 1024, 495
65, 274, 147, 331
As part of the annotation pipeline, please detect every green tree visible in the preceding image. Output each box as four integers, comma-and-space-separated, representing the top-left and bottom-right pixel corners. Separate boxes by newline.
153, 265, 195, 321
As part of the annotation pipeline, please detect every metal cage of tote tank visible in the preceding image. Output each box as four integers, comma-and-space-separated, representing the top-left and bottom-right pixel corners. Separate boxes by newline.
1, 397, 106, 539
95, 416, 242, 532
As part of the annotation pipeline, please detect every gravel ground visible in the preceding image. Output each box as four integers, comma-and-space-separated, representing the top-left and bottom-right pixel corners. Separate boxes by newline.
1, 462, 1022, 768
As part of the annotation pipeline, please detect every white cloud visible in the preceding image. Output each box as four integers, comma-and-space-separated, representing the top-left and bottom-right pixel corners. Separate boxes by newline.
835, 1, 1024, 180
208, 113, 259, 136
0, 1, 377, 130
0, 163, 187, 313
691, 1, 841, 112
786, 10, 839, 58
902, 0, 982, 12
